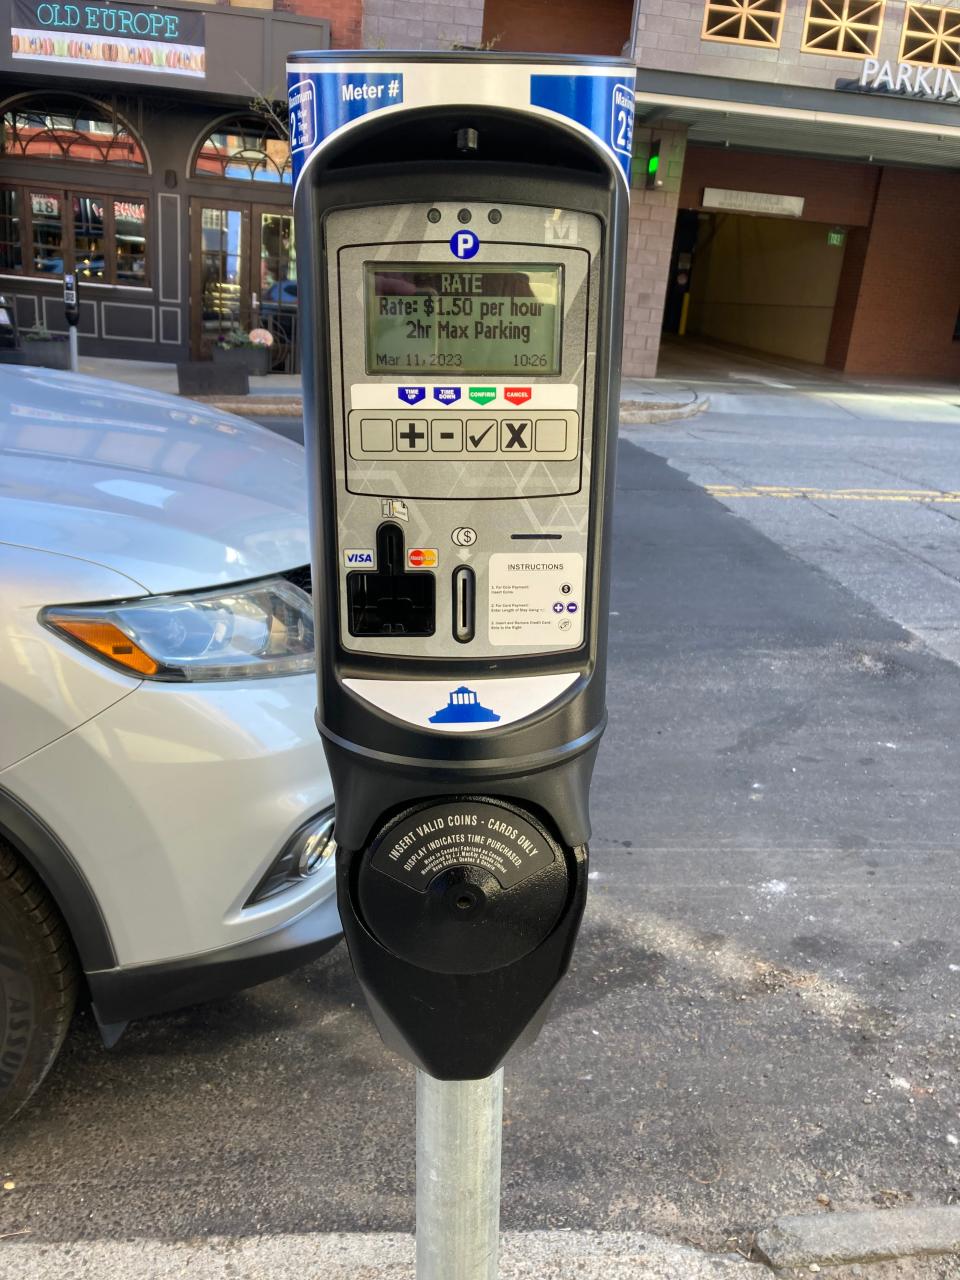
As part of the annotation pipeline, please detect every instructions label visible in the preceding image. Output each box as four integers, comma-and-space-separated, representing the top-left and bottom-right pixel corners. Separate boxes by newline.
488, 553, 585, 648
371, 802, 555, 891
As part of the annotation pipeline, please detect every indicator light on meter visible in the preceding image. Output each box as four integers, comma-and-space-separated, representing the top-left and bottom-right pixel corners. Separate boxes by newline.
645, 140, 662, 190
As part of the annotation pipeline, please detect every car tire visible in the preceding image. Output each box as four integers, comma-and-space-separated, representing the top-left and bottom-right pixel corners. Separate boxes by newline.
0, 839, 78, 1126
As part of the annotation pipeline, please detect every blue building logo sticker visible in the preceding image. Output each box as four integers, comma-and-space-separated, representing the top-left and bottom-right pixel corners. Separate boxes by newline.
430, 686, 501, 724
450, 230, 480, 260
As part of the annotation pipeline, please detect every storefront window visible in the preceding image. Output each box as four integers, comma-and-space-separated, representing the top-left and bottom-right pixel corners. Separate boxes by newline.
0, 188, 22, 272
194, 117, 292, 185
114, 200, 147, 283
1, 96, 146, 167
30, 192, 64, 275
73, 194, 106, 282
0, 183, 148, 284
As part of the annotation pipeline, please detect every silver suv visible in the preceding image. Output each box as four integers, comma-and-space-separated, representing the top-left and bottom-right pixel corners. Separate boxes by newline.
0, 367, 339, 1124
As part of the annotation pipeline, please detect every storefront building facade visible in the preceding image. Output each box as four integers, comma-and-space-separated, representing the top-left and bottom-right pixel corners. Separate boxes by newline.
6, 0, 956, 380
362, 0, 960, 383
0, 0, 342, 363
625, 0, 960, 379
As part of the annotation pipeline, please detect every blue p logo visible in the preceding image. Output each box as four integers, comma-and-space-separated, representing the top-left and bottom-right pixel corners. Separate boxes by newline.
450, 230, 480, 259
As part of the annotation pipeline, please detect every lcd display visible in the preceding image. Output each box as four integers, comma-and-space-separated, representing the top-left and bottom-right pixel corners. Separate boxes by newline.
364, 264, 562, 376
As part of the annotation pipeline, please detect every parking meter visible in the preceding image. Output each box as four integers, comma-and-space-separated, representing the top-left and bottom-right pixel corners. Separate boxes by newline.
63, 273, 80, 372
63, 273, 80, 328
288, 52, 635, 1083
0, 294, 17, 350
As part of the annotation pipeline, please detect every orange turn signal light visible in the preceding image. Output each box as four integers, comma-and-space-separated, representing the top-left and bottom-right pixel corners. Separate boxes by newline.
46, 616, 159, 676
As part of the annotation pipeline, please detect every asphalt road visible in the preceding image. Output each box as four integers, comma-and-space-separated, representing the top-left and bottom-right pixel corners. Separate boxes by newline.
2, 396, 959, 1267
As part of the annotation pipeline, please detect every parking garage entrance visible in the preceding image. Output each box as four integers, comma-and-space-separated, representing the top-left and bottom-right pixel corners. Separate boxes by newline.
663, 206, 848, 367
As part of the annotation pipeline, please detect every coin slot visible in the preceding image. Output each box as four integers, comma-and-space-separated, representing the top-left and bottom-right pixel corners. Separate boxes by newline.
452, 565, 476, 644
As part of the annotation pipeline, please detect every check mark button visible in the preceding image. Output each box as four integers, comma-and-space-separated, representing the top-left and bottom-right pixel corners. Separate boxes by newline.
466, 418, 497, 452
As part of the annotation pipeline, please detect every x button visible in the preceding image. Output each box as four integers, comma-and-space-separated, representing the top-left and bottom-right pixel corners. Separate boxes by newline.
501, 419, 531, 451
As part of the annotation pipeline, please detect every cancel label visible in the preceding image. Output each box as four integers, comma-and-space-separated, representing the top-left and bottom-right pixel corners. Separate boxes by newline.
371, 802, 555, 892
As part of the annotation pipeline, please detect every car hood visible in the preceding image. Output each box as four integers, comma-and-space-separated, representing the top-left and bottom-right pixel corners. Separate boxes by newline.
0, 366, 310, 596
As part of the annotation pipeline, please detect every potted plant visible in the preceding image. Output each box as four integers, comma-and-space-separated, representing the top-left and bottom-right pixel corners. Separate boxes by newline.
211, 326, 273, 376
19, 325, 71, 371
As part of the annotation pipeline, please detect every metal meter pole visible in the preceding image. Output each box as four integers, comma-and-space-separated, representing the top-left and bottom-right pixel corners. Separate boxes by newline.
416, 1069, 504, 1280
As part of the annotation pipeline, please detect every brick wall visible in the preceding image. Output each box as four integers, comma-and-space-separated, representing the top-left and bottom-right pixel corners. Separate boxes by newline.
284, 0, 361, 46
621, 123, 688, 379
826, 166, 960, 378
482, 0, 632, 54
680, 146, 881, 227
362, 0, 484, 50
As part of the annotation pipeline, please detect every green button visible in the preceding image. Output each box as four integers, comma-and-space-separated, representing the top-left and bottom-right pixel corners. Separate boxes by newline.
469, 386, 496, 406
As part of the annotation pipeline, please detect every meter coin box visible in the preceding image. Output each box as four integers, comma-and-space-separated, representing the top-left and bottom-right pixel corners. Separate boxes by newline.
289, 52, 636, 1080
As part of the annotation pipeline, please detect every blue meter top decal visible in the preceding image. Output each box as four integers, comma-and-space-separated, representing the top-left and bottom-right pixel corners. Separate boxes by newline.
529, 74, 635, 180
287, 60, 637, 191
289, 71, 404, 165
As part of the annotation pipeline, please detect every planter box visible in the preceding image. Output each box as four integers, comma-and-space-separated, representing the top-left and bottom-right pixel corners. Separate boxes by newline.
212, 345, 271, 377
177, 361, 249, 397
20, 339, 71, 371
0, 349, 29, 365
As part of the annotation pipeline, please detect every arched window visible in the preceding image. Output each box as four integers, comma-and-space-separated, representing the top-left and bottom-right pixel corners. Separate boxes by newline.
194, 116, 291, 185
1, 94, 146, 167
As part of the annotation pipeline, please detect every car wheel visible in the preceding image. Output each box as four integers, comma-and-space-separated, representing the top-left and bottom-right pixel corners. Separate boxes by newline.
0, 839, 78, 1126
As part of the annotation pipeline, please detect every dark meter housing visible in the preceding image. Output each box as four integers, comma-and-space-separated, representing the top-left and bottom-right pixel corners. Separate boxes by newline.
288, 52, 636, 1079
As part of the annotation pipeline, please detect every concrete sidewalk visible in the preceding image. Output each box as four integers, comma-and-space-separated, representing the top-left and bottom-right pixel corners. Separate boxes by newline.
74, 356, 708, 422
0, 1231, 750, 1279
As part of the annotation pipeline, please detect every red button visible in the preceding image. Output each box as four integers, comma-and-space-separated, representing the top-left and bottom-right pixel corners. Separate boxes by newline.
504, 386, 532, 405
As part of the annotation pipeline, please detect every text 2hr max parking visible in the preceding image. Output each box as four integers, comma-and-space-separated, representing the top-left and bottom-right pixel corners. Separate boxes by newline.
287, 51, 634, 1279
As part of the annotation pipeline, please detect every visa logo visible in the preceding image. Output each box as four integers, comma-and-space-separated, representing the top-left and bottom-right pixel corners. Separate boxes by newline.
344, 549, 374, 566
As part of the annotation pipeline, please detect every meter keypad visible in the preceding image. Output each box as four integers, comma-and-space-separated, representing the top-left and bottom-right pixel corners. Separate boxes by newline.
349, 410, 579, 462
501, 419, 532, 451
396, 418, 428, 451
431, 420, 464, 451
466, 419, 497, 452
535, 419, 567, 452
360, 418, 394, 451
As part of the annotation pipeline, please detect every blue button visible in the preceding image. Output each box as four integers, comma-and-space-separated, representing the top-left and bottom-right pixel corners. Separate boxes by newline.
552, 602, 564, 614
450, 230, 480, 260
566, 602, 578, 613
434, 386, 461, 404
398, 386, 425, 405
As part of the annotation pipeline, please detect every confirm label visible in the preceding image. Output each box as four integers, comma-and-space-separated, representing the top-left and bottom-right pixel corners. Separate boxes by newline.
488, 553, 584, 648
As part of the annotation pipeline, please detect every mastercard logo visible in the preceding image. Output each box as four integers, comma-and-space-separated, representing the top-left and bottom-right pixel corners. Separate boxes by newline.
408, 548, 438, 568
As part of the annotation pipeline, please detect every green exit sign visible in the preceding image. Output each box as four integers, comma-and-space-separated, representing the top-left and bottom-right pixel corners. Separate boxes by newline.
827, 229, 846, 248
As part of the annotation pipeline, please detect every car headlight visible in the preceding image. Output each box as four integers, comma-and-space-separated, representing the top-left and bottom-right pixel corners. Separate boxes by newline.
42, 577, 314, 682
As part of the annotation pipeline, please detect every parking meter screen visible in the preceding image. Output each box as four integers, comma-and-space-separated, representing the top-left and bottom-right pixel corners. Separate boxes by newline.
364, 264, 562, 375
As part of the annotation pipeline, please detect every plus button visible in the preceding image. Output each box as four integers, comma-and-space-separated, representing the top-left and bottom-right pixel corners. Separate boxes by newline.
398, 419, 427, 451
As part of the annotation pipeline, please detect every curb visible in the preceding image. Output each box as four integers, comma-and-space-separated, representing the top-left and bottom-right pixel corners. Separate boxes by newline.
755, 1206, 960, 1270
620, 394, 711, 426
190, 395, 713, 424
189, 397, 303, 417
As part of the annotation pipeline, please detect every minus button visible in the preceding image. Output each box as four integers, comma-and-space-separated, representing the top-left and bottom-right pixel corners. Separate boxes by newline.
431, 420, 464, 451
